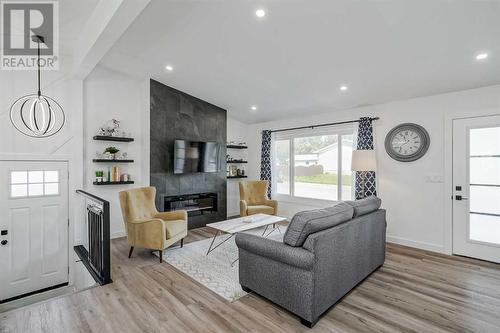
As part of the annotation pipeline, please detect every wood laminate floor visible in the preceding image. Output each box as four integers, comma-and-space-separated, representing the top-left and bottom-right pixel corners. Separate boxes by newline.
1, 227, 500, 333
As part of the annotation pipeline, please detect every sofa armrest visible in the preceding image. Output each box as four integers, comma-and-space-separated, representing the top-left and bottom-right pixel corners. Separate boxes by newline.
240, 200, 248, 216
236, 233, 314, 270
155, 210, 187, 221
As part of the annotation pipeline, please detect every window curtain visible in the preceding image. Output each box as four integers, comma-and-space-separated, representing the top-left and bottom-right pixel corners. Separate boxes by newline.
260, 130, 272, 198
355, 117, 377, 199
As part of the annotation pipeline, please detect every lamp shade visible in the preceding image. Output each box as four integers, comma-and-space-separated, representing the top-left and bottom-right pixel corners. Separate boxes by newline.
351, 149, 377, 171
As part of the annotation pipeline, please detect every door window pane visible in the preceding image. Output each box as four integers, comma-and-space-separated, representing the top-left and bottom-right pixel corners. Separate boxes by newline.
11, 184, 27, 198
275, 140, 290, 195
28, 171, 43, 183
470, 186, 500, 215
11, 171, 27, 184
469, 213, 500, 245
44, 170, 59, 183
294, 135, 338, 201
470, 157, 500, 185
341, 135, 354, 200
29, 183, 44, 196
470, 127, 500, 156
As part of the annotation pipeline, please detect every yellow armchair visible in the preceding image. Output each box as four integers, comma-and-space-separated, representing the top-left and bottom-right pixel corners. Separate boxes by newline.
119, 187, 188, 262
239, 180, 278, 216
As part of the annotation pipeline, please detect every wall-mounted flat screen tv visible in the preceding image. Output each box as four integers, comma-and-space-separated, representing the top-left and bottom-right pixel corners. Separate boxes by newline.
174, 140, 220, 174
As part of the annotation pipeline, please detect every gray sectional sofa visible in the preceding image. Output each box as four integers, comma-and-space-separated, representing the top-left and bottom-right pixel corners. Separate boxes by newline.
235, 196, 386, 328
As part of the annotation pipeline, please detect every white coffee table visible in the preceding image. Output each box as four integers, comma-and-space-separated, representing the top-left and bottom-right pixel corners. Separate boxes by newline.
205, 214, 287, 263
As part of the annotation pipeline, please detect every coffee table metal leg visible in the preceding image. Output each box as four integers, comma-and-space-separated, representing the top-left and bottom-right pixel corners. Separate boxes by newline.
263, 223, 282, 238
206, 231, 234, 255
261, 225, 269, 236
206, 230, 220, 255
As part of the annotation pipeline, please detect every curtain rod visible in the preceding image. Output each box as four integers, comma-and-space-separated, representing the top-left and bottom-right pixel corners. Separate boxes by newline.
268, 117, 380, 133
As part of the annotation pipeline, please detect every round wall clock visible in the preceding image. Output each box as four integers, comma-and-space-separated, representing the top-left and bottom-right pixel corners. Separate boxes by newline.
385, 123, 430, 162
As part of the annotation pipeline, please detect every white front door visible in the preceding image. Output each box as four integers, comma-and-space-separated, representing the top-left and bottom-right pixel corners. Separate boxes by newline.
452, 116, 500, 263
0, 161, 69, 301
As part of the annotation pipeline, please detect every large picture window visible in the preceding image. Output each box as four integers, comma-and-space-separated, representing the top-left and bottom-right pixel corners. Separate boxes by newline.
273, 127, 355, 201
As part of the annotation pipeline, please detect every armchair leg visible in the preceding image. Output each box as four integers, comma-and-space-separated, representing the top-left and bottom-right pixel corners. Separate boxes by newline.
128, 246, 134, 258
159, 250, 163, 263
181, 238, 184, 248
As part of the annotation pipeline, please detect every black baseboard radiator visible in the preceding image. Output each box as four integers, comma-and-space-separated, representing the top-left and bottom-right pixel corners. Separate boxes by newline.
75, 190, 112, 285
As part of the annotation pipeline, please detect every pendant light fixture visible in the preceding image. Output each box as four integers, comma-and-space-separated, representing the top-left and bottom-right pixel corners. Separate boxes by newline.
9, 35, 65, 138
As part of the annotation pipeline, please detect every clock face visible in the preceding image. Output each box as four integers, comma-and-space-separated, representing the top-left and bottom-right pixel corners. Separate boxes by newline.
385, 123, 430, 162
391, 129, 422, 156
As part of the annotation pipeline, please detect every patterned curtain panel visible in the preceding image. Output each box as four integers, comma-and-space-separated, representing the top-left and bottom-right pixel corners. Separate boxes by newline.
355, 117, 377, 199
260, 130, 272, 198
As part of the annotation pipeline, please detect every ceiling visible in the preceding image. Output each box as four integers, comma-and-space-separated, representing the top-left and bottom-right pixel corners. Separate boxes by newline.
59, 0, 100, 56
99, 0, 500, 123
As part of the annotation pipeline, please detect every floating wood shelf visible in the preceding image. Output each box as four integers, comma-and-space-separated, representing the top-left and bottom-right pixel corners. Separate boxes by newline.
226, 145, 247, 149
227, 176, 248, 179
226, 160, 248, 163
92, 159, 134, 163
93, 181, 135, 185
93, 136, 134, 142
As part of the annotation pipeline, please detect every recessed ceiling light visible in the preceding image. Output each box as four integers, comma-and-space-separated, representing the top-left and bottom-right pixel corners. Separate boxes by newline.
475, 53, 489, 60
255, 9, 266, 18
165, 65, 173, 71
340, 85, 348, 91
251, 106, 258, 111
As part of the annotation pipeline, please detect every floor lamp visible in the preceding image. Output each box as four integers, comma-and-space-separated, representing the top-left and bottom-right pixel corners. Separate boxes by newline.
351, 150, 377, 199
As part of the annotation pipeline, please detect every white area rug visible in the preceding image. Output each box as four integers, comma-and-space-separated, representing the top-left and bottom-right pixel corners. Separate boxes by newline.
157, 226, 285, 302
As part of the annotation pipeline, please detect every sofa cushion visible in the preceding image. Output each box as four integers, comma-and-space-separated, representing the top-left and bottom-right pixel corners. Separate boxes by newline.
247, 205, 275, 215
283, 202, 354, 247
345, 195, 381, 217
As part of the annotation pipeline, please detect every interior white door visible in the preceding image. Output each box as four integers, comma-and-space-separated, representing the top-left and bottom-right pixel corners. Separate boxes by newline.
452, 116, 500, 263
0, 161, 69, 301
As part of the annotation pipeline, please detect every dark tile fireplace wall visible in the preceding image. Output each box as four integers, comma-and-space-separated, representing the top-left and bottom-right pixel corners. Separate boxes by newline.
150, 79, 227, 229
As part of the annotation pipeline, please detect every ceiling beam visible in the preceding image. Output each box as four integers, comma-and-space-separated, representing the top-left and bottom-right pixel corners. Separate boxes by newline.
70, 0, 150, 80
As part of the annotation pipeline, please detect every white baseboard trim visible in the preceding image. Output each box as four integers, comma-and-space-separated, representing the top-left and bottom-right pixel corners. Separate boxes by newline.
386, 235, 445, 254
111, 231, 126, 239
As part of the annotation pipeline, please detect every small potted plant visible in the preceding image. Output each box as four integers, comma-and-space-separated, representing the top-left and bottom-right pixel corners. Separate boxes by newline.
95, 170, 103, 182
104, 146, 120, 160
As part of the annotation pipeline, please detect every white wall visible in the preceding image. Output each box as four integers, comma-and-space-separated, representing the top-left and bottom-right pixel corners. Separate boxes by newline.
0, 68, 84, 243
83, 66, 149, 238
0, 64, 149, 243
243, 85, 500, 254
226, 116, 249, 216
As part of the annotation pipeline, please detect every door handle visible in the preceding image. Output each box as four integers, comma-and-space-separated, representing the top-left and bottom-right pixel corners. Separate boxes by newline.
0, 240, 7, 246
455, 195, 468, 201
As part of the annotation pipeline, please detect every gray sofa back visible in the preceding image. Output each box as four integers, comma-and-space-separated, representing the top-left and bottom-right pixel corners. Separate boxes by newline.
283, 202, 354, 247
345, 195, 382, 217
283, 196, 381, 247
